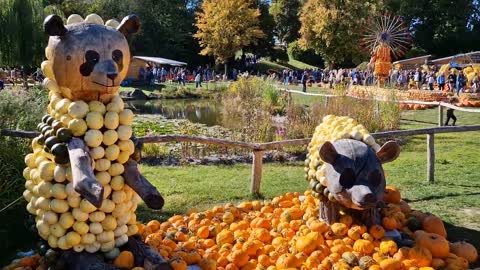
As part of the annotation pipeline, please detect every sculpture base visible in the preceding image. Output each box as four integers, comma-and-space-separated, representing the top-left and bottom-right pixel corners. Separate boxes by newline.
319, 199, 381, 227
60, 235, 171, 270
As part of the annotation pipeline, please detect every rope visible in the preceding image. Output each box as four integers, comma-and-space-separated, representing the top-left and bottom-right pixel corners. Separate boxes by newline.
0, 196, 23, 214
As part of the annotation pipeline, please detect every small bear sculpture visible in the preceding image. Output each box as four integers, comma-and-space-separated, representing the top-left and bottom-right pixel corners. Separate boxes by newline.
22, 13, 170, 269
304, 115, 400, 226
319, 139, 400, 225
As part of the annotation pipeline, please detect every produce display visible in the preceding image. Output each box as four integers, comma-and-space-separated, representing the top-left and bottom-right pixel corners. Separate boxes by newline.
10, 12, 167, 270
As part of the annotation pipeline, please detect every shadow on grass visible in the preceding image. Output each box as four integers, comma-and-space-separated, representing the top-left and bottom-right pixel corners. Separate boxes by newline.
405, 192, 480, 203
400, 118, 437, 125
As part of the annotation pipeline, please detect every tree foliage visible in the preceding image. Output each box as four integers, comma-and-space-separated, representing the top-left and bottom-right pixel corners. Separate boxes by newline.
194, 0, 264, 65
298, 0, 382, 68
244, 0, 275, 58
0, 0, 44, 67
385, 0, 480, 57
269, 0, 301, 44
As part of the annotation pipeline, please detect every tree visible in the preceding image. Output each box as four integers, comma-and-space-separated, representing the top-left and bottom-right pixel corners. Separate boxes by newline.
269, 0, 301, 45
244, 0, 275, 58
194, 0, 264, 73
385, 0, 479, 57
298, 0, 382, 68
0, 0, 44, 67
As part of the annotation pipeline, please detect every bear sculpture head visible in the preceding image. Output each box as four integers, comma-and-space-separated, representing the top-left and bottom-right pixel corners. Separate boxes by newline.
43, 14, 140, 101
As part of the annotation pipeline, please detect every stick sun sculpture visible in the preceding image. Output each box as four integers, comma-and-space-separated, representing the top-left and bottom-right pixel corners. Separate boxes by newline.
362, 13, 411, 85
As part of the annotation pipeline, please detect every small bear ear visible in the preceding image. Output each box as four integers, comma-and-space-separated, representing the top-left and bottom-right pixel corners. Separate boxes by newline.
319, 141, 338, 165
376, 141, 400, 164
117, 14, 140, 36
44, 15, 67, 36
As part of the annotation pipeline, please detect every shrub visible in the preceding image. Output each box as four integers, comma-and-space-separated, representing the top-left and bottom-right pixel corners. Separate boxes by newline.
287, 41, 324, 67
0, 87, 48, 208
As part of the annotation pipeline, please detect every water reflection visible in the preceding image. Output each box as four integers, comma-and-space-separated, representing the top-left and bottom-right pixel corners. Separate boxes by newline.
127, 99, 223, 127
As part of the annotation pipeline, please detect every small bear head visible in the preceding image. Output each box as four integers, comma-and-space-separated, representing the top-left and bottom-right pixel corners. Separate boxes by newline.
44, 14, 140, 101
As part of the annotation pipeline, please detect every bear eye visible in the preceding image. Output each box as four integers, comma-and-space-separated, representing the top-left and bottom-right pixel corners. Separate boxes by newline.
112, 50, 123, 63
85, 50, 100, 63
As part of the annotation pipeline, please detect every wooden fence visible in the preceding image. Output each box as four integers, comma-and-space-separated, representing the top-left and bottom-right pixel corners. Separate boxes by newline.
3, 125, 480, 194
280, 88, 480, 127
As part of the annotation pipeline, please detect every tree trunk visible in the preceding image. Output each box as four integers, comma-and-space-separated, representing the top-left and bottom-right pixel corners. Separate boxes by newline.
224, 63, 228, 80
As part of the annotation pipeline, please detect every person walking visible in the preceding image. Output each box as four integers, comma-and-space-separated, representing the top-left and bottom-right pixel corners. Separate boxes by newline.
301, 70, 308, 93
445, 97, 458, 126
437, 73, 446, 91
414, 68, 422, 89
447, 70, 456, 93
427, 73, 435, 90
194, 72, 202, 88
456, 70, 466, 96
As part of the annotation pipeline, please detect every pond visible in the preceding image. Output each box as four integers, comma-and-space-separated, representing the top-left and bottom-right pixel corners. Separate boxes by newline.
127, 99, 224, 127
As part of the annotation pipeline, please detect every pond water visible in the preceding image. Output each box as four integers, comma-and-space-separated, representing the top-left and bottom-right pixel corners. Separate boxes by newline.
127, 99, 224, 127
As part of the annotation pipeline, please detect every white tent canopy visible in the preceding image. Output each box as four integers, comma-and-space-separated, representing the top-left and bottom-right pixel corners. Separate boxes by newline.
132, 56, 187, 67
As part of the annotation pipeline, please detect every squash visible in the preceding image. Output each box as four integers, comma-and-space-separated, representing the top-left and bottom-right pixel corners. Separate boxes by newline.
113, 251, 134, 269
275, 254, 300, 269
408, 246, 432, 267
413, 231, 449, 258
170, 257, 188, 270
384, 186, 401, 203
228, 250, 249, 267
449, 241, 478, 263
421, 214, 447, 238
379, 240, 398, 256
369, 225, 385, 240
379, 258, 402, 270
359, 256, 376, 270
331, 223, 348, 236
353, 239, 375, 255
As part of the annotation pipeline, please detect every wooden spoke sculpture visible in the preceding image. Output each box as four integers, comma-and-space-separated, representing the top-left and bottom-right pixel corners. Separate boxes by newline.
362, 13, 411, 86
22, 13, 170, 269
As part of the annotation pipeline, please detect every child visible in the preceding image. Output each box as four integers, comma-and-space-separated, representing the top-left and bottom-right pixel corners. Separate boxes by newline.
445, 97, 458, 126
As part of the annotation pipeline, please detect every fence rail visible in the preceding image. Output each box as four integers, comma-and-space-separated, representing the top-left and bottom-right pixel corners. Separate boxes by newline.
3, 124, 480, 194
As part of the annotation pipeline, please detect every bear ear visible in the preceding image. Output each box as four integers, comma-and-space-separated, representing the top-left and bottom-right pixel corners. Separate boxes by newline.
117, 14, 140, 36
376, 141, 400, 164
319, 141, 338, 165
44, 15, 67, 36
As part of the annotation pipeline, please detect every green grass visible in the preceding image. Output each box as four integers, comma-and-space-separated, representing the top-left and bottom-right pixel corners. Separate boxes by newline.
120, 82, 230, 96
137, 108, 480, 252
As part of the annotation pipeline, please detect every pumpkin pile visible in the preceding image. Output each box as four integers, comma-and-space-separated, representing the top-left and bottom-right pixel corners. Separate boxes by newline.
134, 188, 477, 270
22, 55, 139, 254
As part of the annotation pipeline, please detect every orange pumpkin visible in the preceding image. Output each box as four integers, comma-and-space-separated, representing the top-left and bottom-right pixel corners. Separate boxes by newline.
384, 186, 401, 204
379, 258, 402, 270
197, 226, 210, 239
113, 251, 134, 269
430, 258, 445, 269
228, 250, 249, 267
449, 241, 478, 263
421, 214, 447, 238
198, 258, 217, 270
170, 258, 188, 270
379, 240, 398, 256
353, 239, 375, 255
414, 231, 449, 258
369, 225, 385, 240
445, 253, 469, 270
408, 246, 432, 267
276, 254, 300, 269
331, 223, 348, 236
217, 230, 235, 246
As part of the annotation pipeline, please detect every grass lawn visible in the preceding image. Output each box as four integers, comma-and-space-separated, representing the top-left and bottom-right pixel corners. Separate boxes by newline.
137, 107, 480, 252
120, 81, 230, 95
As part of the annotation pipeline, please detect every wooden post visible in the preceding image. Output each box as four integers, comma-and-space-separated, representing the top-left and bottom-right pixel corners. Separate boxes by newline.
250, 150, 264, 195
427, 133, 435, 183
438, 105, 444, 126
325, 96, 329, 108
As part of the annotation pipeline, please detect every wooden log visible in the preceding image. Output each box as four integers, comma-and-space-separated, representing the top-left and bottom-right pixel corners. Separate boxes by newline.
123, 160, 164, 209
438, 105, 444, 127
372, 125, 480, 139
124, 235, 171, 270
0, 129, 39, 138
250, 151, 264, 195
427, 133, 435, 183
68, 138, 104, 208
